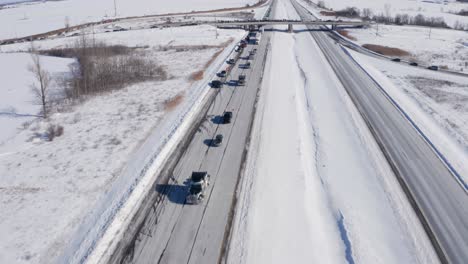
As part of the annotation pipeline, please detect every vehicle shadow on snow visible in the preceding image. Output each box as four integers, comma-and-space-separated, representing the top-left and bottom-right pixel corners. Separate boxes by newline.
210, 115, 224, 125
226, 80, 239, 86
155, 184, 188, 205
203, 139, 217, 147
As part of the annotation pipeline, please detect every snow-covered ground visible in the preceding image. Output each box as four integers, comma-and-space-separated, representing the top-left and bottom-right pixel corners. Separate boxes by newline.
343, 24, 468, 72
308, 0, 468, 28
0, 0, 260, 39
0, 53, 73, 153
347, 48, 468, 186
0, 25, 244, 264
298, 0, 468, 73
227, 0, 438, 263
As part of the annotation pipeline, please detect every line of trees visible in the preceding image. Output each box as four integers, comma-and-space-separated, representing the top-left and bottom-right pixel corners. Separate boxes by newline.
313, 1, 467, 30
29, 34, 168, 119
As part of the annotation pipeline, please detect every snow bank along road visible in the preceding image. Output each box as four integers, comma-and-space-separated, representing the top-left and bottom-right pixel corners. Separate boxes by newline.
105, 32, 270, 263
291, 0, 468, 263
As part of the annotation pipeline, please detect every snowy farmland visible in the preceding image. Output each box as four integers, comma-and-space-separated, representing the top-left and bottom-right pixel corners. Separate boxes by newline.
0, 25, 244, 263
0, 0, 260, 39
344, 24, 468, 72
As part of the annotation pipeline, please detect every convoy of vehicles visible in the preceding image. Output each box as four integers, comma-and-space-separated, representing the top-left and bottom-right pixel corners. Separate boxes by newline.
187, 31, 258, 205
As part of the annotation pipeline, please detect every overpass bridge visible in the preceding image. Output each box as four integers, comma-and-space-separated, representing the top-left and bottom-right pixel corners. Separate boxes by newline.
165, 19, 371, 32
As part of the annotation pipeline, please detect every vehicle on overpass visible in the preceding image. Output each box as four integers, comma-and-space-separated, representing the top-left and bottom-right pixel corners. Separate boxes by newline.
223, 111, 233, 124
213, 134, 223, 146
186, 172, 210, 205
238, 74, 246, 86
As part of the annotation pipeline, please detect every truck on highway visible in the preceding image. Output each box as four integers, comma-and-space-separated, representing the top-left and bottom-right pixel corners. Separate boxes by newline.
186, 172, 210, 204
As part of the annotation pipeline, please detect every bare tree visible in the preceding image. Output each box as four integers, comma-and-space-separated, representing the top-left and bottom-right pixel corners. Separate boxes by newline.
362, 8, 373, 20
384, 3, 392, 20
29, 43, 51, 118
64, 16, 70, 29
317, 1, 326, 9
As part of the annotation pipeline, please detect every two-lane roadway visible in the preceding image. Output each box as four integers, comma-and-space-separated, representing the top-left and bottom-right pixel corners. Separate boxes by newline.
291, 1, 468, 263
110, 29, 271, 264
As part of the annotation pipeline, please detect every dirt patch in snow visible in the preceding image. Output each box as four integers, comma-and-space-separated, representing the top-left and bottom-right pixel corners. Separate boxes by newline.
362, 44, 411, 57
337, 30, 357, 41
189, 70, 204, 81
163, 93, 185, 111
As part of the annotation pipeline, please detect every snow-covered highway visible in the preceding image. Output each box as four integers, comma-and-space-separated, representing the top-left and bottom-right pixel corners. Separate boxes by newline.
100, 27, 272, 264
290, 0, 468, 263
84, 1, 466, 263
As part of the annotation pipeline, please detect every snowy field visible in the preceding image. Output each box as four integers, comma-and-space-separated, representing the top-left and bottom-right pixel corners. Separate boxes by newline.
227, 0, 438, 263
309, 0, 468, 28
344, 24, 468, 72
0, 25, 244, 264
347, 48, 468, 185
0, 53, 73, 153
0, 0, 259, 39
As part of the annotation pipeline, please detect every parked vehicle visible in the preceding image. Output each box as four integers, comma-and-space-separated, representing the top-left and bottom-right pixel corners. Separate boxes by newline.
223, 111, 233, 124
427, 65, 439, 71
217, 70, 227, 78
227, 58, 235, 64
409, 62, 418, 66
238, 74, 246, 86
211, 80, 223, 88
213, 134, 223, 146
391, 58, 401, 62
186, 172, 210, 204
244, 62, 251, 69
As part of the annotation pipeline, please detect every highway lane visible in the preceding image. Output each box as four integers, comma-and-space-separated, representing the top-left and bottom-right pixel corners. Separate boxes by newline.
290, 1, 468, 263
112, 30, 270, 264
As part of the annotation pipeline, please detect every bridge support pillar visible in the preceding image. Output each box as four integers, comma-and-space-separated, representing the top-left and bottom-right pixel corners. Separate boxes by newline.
288, 24, 293, 33
331, 24, 336, 30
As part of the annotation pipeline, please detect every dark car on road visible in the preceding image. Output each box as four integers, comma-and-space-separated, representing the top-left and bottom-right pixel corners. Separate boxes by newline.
391, 58, 401, 62
186, 172, 210, 204
211, 80, 223, 88
213, 134, 223, 146
427, 65, 439, 71
223, 111, 233, 124
238, 74, 246, 86
409, 62, 418, 66
217, 70, 227, 78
